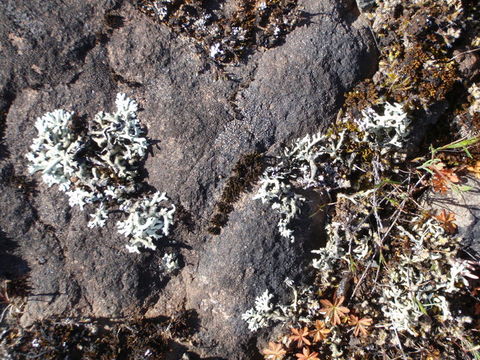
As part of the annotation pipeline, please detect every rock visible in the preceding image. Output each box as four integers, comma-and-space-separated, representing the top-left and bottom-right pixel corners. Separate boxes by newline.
356, 0, 377, 12
0, 0, 377, 358
183, 191, 326, 359
423, 176, 480, 257
454, 49, 480, 80
235, 0, 377, 154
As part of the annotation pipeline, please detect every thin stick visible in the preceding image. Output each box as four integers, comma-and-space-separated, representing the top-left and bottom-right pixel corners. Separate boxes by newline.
393, 327, 408, 360
0, 304, 12, 323
449, 47, 480, 61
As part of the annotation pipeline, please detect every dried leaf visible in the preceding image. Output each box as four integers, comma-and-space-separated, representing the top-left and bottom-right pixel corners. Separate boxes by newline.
467, 161, 480, 179
349, 315, 373, 337
295, 347, 320, 360
429, 163, 460, 193
310, 320, 331, 342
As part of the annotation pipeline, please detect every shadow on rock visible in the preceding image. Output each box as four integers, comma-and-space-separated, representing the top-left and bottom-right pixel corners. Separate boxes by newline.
0, 229, 30, 280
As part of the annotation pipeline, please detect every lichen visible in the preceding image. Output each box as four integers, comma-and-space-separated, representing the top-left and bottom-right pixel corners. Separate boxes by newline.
26, 109, 85, 191
118, 192, 175, 253
159, 252, 180, 274
26, 93, 148, 207
355, 102, 410, 151
241, 290, 275, 332
246, 2, 480, 357
254, 131, 349, 242
26, 93, 175, 254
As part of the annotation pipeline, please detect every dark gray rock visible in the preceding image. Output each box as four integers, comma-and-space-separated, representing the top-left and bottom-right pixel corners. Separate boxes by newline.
183, 192, 326, 359
0, 0, 377, 357
235, 0, 377, 153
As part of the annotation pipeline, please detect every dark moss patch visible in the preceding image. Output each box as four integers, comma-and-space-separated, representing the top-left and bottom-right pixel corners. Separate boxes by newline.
344, 0, 466, 115
175, 203, 195, 232
136, 0, 305, 65
0, 88, 16, 161
104, 14, 125, 29
0, 276, 31, 303
1, 311, 199, 360
208, 152, 263, 234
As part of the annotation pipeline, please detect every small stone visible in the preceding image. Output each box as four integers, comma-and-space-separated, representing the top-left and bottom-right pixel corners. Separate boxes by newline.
356, 0, 377, 12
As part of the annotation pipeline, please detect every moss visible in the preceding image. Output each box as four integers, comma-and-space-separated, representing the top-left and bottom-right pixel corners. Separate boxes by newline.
344, 79, 381, 114
216, 201, 233, 214
2, 276, 31, 300
175, 203, 195, 232
1, 312, 199, 360
208, 152, 263, 234
207, 226, 221, 235
211, 213, 228, 227
104, 14, 124, 29
345, 0, 465, 117
136, 0, 303, 65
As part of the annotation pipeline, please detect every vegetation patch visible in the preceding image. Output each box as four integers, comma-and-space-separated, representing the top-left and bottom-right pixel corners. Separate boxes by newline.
243, 0, 480, 358
0, 312, 198, 360
208, 152, 263, 234
25, 93, 176, 254
136, 0, 304, 65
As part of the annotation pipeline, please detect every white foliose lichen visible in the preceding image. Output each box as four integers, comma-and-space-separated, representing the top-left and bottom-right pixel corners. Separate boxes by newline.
468, 83, 480, 115
379, 217, 472, 335
209, 42, 224, 59
159, 252, 180, 274
311, 222, 346, 282
254, 103, 410, 243
26, 93, 175, 254
26, 109, 85, 191
254, 173, 304, 242
241, 290, 275, 332
27, 93, 148, 209
254, 131, 348, 242
87, 205, 109, 229
355, 102, 411, 151
118, 192, 175, 253
309, 193, 475, 340
89, 93, 148, 180
242, 280, 326, 332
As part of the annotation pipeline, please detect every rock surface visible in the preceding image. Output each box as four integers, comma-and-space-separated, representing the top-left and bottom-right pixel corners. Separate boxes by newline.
424, 176, 480, 258
0, 0, 377, 358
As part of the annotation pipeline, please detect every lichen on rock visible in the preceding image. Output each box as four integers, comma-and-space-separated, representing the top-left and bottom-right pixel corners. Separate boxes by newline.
26, 93, 175, 253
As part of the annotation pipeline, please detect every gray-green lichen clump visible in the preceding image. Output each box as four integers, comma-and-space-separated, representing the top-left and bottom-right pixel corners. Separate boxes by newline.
253, 101, 411, 243
26, 93, 175, 254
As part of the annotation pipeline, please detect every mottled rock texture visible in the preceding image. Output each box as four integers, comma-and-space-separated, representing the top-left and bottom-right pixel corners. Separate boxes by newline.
424, 176, 480, 257
0, 0, 377, 358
